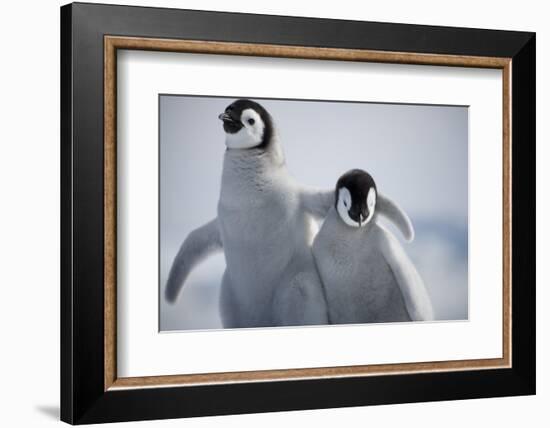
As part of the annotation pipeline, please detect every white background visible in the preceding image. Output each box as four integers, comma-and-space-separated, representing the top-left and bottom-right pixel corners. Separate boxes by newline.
118, 52, 502, 377
0, 0, 546, 427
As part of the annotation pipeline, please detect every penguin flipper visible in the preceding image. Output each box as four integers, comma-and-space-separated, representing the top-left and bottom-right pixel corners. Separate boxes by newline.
377, 193, 415, 242
378, 227, 434, 321
165, 218, 223, 303
299, 187, 335, 220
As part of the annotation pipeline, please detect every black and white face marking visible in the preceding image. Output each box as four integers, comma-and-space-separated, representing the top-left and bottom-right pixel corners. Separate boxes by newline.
218, 99, 273, 150
335, 169, 377, 228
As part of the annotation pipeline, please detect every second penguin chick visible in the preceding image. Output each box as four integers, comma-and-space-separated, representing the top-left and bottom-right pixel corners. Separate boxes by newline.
313, 169, 434, 324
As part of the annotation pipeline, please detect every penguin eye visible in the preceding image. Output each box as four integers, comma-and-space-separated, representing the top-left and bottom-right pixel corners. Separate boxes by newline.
248, 118, 255, 125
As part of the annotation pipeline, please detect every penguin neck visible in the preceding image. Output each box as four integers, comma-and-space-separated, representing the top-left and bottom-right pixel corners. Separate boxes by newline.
222, 132, 287, 179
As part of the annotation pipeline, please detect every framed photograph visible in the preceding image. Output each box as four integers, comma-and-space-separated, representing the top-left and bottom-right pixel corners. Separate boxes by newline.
61, 2, 535, 424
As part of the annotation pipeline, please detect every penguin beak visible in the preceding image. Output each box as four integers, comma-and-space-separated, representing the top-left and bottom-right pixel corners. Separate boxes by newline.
218, 112, 232, 122
219, 110, 244, 134
219, 112, 240, 124
358, 214, 363, 227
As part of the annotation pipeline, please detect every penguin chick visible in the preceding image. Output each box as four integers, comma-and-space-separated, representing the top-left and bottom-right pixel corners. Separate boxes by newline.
313, 169, 434, 324
166, 99, 328, 327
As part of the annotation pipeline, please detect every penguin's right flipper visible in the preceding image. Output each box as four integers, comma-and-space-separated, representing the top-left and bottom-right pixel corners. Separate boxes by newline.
299, 187, 335, 220
376, 194, 415, 242
165, 218, 223, 303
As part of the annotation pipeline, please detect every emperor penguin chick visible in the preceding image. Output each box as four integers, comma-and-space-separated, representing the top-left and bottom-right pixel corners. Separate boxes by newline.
166, 99, 329, 327
313, 169, 434, 324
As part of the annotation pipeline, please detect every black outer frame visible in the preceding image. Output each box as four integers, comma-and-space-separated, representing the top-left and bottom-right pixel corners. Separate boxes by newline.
60, 2, 535, 424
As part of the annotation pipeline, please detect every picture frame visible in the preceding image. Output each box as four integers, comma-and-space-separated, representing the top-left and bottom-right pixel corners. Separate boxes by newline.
60, 2, 535, 424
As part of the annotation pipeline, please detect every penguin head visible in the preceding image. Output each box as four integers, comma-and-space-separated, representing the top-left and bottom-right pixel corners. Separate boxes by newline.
335, 169, 377, 228
218, 99, 273, 150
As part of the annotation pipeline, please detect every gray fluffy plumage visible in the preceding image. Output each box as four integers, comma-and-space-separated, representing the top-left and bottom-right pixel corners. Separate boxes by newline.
313, 207, 434, 324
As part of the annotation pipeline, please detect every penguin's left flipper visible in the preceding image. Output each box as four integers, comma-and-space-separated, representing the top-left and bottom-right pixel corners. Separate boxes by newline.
378, 226, 434, 321
272, 271, 329, 326
376, 194, 415, 242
